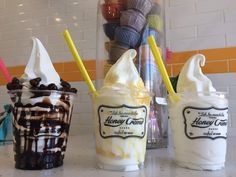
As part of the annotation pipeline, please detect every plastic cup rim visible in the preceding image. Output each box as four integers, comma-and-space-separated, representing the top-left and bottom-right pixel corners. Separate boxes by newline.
8, 89, 77, 97
168, 91, 228, 97
88, 88, 153, 98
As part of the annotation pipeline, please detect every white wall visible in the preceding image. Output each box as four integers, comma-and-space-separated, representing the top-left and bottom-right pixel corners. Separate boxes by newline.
1, 0, 235, 63
165, 0, 236, 52
0, 0, 98, 66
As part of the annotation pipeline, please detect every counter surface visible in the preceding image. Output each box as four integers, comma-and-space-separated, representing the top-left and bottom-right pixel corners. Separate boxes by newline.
0, 134, 235, 177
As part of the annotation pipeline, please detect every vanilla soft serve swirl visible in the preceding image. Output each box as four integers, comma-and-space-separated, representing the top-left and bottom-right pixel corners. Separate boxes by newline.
20, 38, 62, 105
177, 54, 216, 93
21, 37, 61, 87
98, 49, 149, 101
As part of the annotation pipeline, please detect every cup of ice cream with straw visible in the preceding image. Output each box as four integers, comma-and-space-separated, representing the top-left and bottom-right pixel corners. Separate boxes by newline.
148, 35, 229, 171
64, 30, 151, 171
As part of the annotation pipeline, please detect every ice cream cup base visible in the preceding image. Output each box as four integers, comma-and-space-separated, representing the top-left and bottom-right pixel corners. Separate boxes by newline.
176, 161, 225, 171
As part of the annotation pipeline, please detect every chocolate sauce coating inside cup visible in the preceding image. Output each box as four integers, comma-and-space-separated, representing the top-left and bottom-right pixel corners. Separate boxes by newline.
7, 77, 77, 170
12, 100, 73, 169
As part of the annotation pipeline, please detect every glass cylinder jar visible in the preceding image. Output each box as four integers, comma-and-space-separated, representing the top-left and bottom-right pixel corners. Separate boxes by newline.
96, 0, 168, 149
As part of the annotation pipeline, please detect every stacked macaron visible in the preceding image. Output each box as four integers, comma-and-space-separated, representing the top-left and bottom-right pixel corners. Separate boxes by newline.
139, 0, 163, 62
101, 0, 153, 65
101, 0, 126, 41
146, 1, 163, 34
101, 0, 126, 65
137, 0, 164, 91
101, 0, 126, 22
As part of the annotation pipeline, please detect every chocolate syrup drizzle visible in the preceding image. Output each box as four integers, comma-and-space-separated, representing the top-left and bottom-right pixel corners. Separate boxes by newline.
7, 77, 76, 170
12, 94, 73, 170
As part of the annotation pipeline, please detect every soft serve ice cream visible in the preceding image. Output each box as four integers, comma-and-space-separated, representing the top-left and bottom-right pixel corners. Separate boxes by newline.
19, 38, 70, 105
168, 54, 228, 170
177, 54, 216, 93
92, 49, 151, 171
22, 38, 61, 87
6, 38, 77, 170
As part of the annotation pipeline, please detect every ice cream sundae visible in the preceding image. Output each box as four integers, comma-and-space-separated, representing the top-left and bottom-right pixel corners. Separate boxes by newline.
6, 38, 77, 170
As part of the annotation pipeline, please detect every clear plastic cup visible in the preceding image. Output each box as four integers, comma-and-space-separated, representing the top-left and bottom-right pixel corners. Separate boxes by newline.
8, 89, 76, 170
168, 92, 228, 170
91, 89, 151, 171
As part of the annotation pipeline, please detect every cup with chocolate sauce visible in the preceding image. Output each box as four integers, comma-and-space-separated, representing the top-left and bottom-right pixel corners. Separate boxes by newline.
7, 77, 77, 170
6, 37, 78, 170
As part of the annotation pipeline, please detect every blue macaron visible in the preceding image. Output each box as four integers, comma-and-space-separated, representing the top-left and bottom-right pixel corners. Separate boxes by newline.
114, 26, 141, 48
103, 22, 120, 40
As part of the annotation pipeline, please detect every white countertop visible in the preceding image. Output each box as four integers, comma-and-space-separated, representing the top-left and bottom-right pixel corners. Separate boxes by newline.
0, 134, 236, 177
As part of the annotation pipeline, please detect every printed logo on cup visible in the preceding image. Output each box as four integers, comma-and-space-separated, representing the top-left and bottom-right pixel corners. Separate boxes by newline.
98, 105, 147, 139
183, 107, 228, 140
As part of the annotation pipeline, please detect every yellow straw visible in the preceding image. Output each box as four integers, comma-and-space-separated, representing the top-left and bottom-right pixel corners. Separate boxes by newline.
148, 35, 179, 101
63, 29, 97, 96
